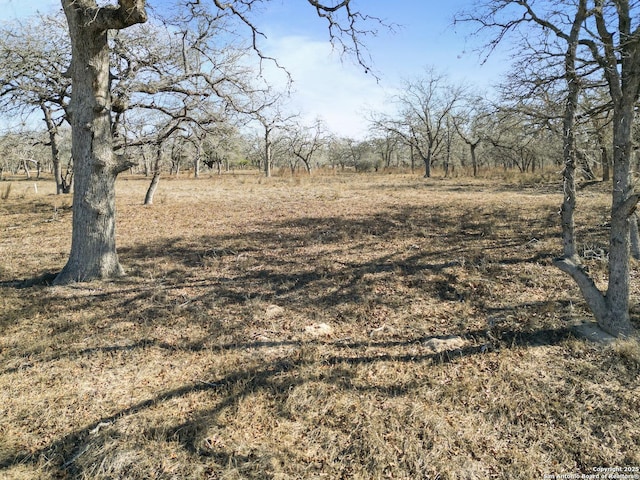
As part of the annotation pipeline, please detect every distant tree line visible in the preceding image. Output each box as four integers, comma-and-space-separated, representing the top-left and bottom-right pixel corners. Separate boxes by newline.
2, 8, 630, 187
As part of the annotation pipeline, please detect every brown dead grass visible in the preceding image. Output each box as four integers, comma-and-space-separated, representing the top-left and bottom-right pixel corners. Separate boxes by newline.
0, 172, 639, 479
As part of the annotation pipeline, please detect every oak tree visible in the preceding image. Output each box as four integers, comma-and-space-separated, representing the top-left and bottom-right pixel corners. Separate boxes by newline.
0, 14, 72, 194
53, 0, 375, 285
374, 68, 464, 178
462, 0, 639, 337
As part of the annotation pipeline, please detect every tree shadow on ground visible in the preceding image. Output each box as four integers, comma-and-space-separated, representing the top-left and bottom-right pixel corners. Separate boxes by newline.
0, 202, 591, 368
1, 199, 623, 477
115, 204, 559, 267
0, 321, 579, 477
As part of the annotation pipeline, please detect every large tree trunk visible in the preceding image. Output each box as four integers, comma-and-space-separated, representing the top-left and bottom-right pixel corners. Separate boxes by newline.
602, 100, 637, 337
54, 0, 145, 285
560, 103, 639, 337
558, 70, 579, 259
554, 0, 607, 330
556, 0, 637, 338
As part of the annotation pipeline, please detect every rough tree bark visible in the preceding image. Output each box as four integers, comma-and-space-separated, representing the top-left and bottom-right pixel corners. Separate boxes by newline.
556, 0, 585, 263
54, 0, 145, 285
52, 0, 374, 285
464, 0, 638, 337
553, 0, 638, 337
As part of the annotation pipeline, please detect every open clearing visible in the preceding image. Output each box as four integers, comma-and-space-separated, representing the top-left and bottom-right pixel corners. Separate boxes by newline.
1, 173, 639, 479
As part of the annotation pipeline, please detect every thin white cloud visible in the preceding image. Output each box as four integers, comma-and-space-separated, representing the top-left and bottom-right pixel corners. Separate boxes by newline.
263, 35, 395, 139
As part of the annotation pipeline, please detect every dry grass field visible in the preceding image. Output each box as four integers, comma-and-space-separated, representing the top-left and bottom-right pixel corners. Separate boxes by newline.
0, 171, 639, 479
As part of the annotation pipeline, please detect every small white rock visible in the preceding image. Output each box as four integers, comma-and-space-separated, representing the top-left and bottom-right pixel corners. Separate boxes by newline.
304, 323, 333, 337
423, 336, 467, 353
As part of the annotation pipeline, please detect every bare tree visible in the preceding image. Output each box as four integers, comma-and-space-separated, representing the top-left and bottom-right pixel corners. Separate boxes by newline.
462, 0, 639, 337
143, 120, 186, 205
112, 17, 248, 202
284, 119, 327, 174
375, 68, 464, 178
52, 0, 376, 285
452, 96, 492, 177
0, 130, 50, 179
0, 14, 72, 194
482, 104, 559, 173
326, 135, 350, 170
368, 125, 403, 170
343, 137, 375, 172
246, 91, 296, 178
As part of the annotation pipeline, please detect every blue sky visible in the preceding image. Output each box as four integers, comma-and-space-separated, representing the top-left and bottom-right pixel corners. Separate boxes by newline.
0, 1, 510, 137
254, 1, 509, 135
256, 1, 506, 85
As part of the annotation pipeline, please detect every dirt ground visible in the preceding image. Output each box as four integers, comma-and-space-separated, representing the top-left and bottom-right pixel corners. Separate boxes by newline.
1, 172, 639, 479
